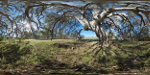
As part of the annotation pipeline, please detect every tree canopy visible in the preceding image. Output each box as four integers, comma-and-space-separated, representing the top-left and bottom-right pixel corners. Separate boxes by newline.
0, 0, 150, 47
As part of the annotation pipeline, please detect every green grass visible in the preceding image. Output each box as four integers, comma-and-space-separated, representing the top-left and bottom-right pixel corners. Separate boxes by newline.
1, 39, 150, 74
83, 37, 98, 40
24, 39, 74, 45
82, 56, 92, 63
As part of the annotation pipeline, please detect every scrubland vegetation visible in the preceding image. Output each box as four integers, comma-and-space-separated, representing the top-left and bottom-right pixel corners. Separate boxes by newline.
0, 39, 150, 75
1, 0, 150, 75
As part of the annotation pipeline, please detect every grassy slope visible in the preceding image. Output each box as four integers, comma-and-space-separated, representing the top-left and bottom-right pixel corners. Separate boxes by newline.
0, 39, 150, 74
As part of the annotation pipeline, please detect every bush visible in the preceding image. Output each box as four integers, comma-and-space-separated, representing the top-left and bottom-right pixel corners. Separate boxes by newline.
0, 43, 32, 64
145, 58, 150, 66
0, 36, 3, 41
137, 36, 150, 41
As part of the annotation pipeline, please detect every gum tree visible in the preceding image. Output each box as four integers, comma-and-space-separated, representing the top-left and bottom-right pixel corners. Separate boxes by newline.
0, 0, 150, 50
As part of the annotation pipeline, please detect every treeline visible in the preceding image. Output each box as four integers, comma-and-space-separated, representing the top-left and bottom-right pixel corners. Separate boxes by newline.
22, 30, 81, 40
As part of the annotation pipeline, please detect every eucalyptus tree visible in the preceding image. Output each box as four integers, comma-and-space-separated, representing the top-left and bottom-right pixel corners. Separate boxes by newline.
0, 0, 150, 50
24, 0, 150, 44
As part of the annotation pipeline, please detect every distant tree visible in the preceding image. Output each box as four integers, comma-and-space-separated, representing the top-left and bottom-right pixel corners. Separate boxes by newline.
24, 31, 32, 39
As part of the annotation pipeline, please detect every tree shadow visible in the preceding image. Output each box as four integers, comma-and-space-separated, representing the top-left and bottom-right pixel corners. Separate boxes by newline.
116, 41, 150, 71
53, 42, 84, 49
84, 41, 150, 71
0, 43, 31, 65
14, 59, 109, 75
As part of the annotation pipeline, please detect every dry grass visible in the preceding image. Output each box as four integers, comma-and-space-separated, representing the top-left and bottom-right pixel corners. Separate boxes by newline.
1, 39, 150, 74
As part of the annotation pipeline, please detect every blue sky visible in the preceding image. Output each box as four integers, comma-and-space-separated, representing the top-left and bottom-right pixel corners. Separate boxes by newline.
9, 1, 97, 38
2, 1, 149, 38
6, 1, 134, 38
81, 30, 97, 37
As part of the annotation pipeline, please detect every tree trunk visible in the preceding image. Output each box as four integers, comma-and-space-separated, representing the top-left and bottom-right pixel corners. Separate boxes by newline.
90, 24, 111, 47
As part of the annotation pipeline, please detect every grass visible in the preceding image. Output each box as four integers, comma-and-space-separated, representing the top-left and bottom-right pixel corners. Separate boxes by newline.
83, 37, 98, 39
82, 55, 92, 63
0, 39, 150, 74
25, 39, 74, 45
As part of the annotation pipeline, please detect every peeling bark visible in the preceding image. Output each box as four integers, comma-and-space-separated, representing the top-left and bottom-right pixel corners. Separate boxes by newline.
24, 1, 150, 47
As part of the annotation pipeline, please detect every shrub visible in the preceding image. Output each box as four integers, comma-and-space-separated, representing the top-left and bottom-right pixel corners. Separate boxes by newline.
138, 36, 150, 41
0, 43, 31, 64
145, 58, 150, 66
0, 36, 3, 41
